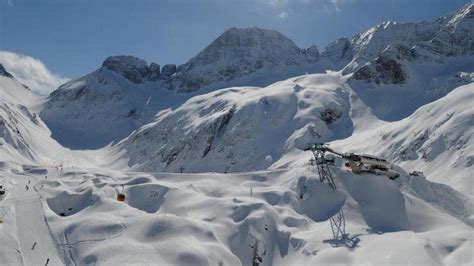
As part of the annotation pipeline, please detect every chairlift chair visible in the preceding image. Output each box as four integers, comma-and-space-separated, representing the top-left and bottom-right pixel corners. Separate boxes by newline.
117, 185, 126, 202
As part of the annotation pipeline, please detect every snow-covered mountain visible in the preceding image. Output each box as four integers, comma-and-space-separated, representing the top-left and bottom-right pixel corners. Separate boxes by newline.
40, 57, 166, 149
346, 3, 474, 120
40, 28, 333, 149
164, 27, 320, 92
41, 4, 474, 149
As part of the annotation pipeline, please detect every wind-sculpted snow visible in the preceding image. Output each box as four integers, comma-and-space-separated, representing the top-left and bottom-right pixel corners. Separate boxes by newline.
118, 74, 354, 173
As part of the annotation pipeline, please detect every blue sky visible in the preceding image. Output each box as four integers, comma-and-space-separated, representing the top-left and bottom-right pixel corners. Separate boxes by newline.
0, 0, 470, 78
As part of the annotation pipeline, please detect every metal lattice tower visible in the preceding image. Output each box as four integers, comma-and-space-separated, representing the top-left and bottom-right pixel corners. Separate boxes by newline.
309, 144, 346, 241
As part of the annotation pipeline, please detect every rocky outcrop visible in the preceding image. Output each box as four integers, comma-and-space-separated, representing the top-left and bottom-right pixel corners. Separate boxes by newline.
147, 62, 161, 81
353, 55, 407, 84
102, 56, 150, 84
103, 56, 166, 84
161, 64, 177, 78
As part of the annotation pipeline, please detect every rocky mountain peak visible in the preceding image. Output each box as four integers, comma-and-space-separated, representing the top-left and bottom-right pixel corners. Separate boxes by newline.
166, 27, 320, 92
188, 26, 309, 67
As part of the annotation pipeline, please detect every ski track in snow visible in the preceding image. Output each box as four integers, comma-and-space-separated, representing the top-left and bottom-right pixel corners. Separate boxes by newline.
9, 173, 63, 266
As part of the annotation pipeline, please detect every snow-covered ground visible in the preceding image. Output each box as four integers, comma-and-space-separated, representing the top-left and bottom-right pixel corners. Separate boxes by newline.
0, 158, 472, 265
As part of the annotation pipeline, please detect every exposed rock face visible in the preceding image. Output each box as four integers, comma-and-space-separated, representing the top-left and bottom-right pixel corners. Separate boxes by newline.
166, 27, 320, 92
353, 55, 407, 84
161, 64, 176, 78
147, 62, 161, 81
321, 38, 353, 61
0, 64, 13, 78
102, 56, 150, 84
102, 56, 166, 84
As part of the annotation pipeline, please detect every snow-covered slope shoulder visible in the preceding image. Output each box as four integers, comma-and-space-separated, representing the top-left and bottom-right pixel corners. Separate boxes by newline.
116, 73, 358, 173
333, 82, 474, 196
0, 64, 64, 164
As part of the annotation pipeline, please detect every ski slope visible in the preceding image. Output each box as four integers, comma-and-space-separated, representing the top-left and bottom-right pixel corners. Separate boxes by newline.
0, 164, 62, 265
1, 158, 472, 265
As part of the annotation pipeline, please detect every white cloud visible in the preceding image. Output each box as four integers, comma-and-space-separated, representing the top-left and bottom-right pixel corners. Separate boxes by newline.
279, 11, 288, 19
7, 0, 13, 8
0, 51, 69, 95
